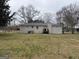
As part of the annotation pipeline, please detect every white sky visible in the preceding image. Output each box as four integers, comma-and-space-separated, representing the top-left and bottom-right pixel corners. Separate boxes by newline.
9, 0, 79, 13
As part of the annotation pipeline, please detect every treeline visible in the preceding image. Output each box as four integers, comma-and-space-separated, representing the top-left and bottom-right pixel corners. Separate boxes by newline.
56, 4, 79, 34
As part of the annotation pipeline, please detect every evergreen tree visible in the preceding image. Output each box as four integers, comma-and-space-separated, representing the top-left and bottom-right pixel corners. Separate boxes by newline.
0, 0, 14, 27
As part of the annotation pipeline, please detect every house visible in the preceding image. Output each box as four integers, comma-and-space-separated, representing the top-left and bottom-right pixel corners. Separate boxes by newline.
19, 23, 62, 34
75, 23, 79, 32
74, 19, 79, 32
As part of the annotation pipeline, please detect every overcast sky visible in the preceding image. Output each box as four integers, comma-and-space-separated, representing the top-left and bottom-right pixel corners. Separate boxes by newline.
9, 0, 79, 25
9, 0, 79, 13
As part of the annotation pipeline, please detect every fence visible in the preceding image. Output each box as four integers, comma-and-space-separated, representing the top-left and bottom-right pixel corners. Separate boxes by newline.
0, 26, 20, 32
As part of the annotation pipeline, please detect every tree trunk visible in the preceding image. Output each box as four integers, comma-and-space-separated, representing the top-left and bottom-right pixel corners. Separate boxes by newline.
61, 23, 64, 34
62, 27, 64, 34
71, 26, 75, 34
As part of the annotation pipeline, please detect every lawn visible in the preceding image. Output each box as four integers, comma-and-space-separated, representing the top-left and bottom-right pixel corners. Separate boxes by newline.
0, 33, 79, 59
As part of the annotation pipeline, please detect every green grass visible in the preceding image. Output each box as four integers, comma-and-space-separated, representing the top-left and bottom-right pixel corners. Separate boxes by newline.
0, 33, 79, 59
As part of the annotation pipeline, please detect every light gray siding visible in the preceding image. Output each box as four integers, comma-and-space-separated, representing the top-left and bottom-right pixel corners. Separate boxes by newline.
51, 27, 62, 34
20, 26, 46, 34
20, 23, 62, 34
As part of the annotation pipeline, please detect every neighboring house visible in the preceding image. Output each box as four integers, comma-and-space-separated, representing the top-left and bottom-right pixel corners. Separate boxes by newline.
74, 19, 79, 32
19, 23, 62, 34
75, 23, 79, 32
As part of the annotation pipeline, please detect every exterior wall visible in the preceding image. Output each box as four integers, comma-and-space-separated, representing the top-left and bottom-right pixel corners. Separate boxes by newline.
47, 23, 62, 34
20, 26, 29, 33
47, 23, 52, 34
33, 26, 45, 33
20, 26, 46, 34
51, 27, 62, 34
20, 24, 62, 34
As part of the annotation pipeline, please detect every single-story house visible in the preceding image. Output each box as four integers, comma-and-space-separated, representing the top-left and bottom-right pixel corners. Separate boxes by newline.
19, 23, 62, 34
75, 23, 79, 32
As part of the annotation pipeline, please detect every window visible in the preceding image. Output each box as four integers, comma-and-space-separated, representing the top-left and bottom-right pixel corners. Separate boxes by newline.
36, 26, 39, 29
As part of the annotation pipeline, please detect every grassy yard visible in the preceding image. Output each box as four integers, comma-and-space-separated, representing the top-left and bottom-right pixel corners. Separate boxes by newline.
0, 33, 79, 59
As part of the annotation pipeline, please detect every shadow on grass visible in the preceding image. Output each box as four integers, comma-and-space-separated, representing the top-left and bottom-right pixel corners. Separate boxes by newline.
0, 33, 14, 37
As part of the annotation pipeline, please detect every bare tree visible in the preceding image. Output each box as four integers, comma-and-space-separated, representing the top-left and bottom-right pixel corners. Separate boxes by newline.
42, 13, 53, 23
56, 4, 79, 34
16, 5, 40, 24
